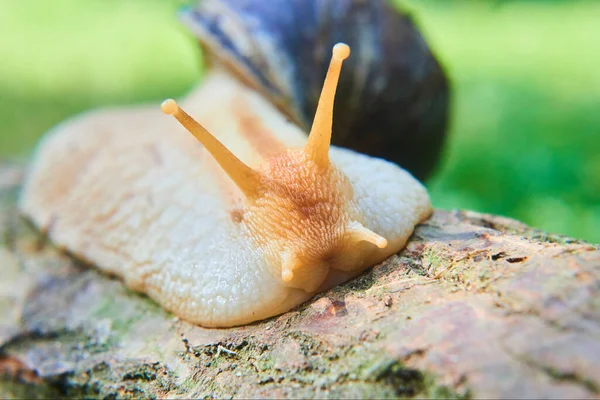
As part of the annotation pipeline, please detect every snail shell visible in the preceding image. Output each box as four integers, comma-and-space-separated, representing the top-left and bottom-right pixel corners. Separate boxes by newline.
180, 0, 450, 181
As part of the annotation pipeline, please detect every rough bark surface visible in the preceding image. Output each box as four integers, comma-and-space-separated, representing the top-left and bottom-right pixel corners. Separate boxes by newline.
1, 160, 599, 399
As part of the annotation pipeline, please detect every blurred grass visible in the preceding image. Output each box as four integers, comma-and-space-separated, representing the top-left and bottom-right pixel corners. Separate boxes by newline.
400, 0, 600, 243
0, 0, 200, 156
0, 0, 598, 242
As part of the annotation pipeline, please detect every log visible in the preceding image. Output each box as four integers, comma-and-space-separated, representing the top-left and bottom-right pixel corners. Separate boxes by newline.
1, 160, 598, 399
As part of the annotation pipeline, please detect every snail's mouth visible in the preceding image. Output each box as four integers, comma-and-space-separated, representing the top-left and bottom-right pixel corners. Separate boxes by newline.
318, 268, 367, 294
279, 243, 378, 294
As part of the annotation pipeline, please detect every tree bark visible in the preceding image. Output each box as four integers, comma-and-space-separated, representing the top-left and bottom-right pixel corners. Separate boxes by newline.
1, 160, 599, 399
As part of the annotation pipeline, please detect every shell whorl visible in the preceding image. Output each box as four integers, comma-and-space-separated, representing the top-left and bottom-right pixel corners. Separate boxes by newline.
180, 0, 450, 181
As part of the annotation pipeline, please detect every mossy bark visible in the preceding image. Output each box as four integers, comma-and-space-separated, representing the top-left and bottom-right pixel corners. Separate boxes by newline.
1, 161, 599, 398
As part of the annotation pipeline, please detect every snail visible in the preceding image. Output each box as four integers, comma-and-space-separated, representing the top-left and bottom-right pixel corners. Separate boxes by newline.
19, 0, 445, 328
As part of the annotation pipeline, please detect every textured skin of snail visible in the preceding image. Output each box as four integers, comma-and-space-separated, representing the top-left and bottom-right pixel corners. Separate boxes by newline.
181, 0, 450, 181
21, 64, 432, 327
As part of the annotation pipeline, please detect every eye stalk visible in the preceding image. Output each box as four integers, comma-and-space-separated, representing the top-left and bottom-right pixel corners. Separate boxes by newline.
161, 98, 262, 199
305, 43, 350, 168
161, 43, 352, 196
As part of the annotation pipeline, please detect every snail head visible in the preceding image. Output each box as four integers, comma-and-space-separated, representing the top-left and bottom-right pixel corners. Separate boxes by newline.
162, 43, 387, 293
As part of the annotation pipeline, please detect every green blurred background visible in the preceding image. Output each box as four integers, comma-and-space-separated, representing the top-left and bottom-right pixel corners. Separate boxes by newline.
0, 0, 598, 242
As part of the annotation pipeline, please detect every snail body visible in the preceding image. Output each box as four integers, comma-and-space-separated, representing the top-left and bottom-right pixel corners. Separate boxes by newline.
19, 0, 443, 328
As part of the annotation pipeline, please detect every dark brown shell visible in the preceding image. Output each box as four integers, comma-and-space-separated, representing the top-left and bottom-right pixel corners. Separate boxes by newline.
180, 0, 450, 181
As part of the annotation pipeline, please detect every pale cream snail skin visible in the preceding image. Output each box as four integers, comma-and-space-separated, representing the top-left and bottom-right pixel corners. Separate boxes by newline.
19, 43, 432, 328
